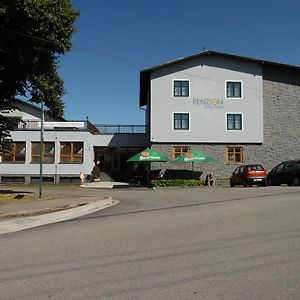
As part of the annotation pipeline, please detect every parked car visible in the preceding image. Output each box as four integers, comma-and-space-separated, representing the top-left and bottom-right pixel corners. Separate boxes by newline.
230, 164, 267, 187
267, 160, 300, 186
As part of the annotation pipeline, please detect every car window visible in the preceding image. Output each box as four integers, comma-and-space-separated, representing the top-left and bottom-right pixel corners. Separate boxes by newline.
285, 163, 294, 170
248, 165, 263, 171
275, 163, 285, 173
233, 168, 239, 175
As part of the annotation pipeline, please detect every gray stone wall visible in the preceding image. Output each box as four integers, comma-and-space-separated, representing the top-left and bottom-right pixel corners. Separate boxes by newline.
150, 64, 300, 180
151, 143, 265, 179
259, 65, 300, 169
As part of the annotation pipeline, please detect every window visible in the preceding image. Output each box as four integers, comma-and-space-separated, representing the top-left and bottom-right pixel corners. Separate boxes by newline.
60, 142, 83, 163
248, 165, 264, 171
2, 142, 26, 163
274, 163, 285, 173
174, 80, 189, 97
174, 113, 189, 130
226, 81, 242, 98
173, 146, 190, 159
233, 166, 243, 175
226, 146, 243, 163
31, 142, 55, 164
227, 114, 242, 130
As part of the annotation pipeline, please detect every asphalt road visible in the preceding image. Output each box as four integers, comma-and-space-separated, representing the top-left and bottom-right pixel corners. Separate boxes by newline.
0, 186, 299, 300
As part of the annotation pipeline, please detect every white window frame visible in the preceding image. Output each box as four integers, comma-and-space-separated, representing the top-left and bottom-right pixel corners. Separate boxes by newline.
172, 79, 190, 98
172, 112, 190, 131
225, 80, 243, 99
225, 112, 244, 131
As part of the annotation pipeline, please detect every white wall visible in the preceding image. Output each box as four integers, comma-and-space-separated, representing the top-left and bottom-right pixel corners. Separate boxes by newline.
1, 130, 148, 177
2, 131, 94, 176
150, 55, 263, 143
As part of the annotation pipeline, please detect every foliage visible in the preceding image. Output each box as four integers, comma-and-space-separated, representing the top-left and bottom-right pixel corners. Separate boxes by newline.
0, 0, 79, 151
151, 179, 204, 187
0, 112, 16, 153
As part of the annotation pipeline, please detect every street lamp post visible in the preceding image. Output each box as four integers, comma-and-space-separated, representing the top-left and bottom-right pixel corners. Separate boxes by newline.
39, 103, 44, 199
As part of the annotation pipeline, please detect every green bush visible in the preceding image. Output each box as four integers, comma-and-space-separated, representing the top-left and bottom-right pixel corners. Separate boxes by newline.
151, 179, 204, 187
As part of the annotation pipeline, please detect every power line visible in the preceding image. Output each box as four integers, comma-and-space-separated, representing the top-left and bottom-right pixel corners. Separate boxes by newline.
3, 28, 262, 91
4, 28, 57, 44
71, 46, 146, 67
4, 28, 146, 67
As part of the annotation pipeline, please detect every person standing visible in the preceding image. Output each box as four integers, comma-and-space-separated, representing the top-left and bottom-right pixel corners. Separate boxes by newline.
206, 172, 215, 187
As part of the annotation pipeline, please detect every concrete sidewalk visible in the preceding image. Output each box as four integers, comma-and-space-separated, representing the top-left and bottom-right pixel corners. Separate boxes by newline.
84, 181, 129, 189
0, 193, 119, 235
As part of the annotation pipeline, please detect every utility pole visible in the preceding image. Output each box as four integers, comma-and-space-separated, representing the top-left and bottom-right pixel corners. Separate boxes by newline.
39, 103, 44, 199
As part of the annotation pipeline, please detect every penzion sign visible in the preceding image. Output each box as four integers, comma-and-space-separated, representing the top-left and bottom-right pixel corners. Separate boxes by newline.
192, 98, 223, 109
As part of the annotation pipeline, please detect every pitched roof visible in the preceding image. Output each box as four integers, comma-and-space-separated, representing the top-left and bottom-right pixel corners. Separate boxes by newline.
13, 98, 66, 121
141, 50, 300, 74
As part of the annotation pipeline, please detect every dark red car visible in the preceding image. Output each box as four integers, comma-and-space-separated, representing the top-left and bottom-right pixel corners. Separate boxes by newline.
230, 164, 267, 187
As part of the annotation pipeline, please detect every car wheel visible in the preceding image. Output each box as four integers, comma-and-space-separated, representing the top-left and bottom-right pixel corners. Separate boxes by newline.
293, 177, 300, 186
242, 180, 247, 187
230, 181, 235, 187
248, 183, 253, 187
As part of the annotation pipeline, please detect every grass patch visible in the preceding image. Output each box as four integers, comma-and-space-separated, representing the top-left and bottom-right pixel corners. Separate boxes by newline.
0, 183, 80, 190
0, 189, 57, 204
0, 193, 42, 204
0, 184, 80, 204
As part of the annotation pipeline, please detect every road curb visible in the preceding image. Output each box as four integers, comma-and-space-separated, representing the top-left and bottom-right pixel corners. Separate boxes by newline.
0, 198, 119, 235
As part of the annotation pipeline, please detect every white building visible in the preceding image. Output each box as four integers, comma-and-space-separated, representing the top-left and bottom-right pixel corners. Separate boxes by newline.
0, 99, 148, 183
2, 50, 299, 184
139, 50, 300, 177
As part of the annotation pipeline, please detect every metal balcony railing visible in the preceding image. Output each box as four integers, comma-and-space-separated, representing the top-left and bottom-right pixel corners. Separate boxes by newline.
15, 120, 88, 130
14, 120, 147, 135
94, 124, 148, 135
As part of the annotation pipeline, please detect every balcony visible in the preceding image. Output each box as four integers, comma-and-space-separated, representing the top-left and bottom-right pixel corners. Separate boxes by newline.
94, 124, 148, 135
14, 120, 147, 135
14, 120, 99, 134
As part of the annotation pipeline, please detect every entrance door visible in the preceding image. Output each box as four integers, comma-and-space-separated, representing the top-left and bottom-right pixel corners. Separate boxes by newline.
94, 147, 120, 173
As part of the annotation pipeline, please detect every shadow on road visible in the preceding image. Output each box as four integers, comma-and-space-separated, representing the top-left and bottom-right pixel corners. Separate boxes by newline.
70, 189, 300, 222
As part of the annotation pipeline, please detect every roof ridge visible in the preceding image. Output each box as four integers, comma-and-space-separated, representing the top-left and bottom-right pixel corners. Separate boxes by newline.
141, 50, 300, 73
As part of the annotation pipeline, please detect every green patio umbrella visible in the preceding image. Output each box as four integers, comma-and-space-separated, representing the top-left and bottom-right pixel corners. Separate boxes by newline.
173, 149, 215, 163
173, 149, 215, 178
127, 148, 170, 162
127, 148, 170, 186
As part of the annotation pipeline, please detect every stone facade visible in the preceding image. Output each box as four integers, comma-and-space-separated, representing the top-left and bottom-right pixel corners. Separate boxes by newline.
150, 143, 265, 179
150, 64, 300, 179
260, 65, 300, 168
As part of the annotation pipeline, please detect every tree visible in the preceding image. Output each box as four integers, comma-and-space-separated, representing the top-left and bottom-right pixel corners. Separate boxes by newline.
0, 0, 79, 152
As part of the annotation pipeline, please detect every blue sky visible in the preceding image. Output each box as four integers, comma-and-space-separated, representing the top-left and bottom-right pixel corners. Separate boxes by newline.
59, 0, 300, 124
